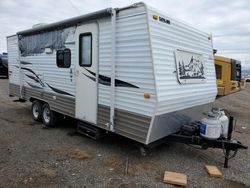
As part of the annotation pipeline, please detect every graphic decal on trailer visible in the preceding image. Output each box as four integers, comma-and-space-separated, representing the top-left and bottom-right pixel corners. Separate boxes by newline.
20, 67, 45, 87
46, 83, 74, 96
25, 74, 40, 83
14, 64, 74, 96
175, 49, 206, 84
20, 61, 32, 65
83, 68, 139, 88
14, 62, 139, 97
26, 81, 43, 89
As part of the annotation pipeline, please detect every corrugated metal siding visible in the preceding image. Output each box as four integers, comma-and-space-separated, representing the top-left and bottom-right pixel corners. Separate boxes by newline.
7, 28, 76, 117
9, 83, 19, 97
147, 7, 217, 115
19, 28, 76, 97
98, 105, 151, 143
147, 102, 212, 144
24, 86, 75, 117
9, 83, 75, 117
7, 36, 20, 88
98, 5, 156, 117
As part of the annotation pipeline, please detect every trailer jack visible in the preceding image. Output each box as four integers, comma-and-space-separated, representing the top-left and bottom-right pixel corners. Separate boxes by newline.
148, 116, 248, 168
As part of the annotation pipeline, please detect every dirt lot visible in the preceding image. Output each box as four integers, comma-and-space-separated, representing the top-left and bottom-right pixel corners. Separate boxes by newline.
0, 78, 249, 188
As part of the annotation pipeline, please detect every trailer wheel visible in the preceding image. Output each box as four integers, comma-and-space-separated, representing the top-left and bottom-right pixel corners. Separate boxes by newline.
42, 103, 57, 127
31, 100, 42, 122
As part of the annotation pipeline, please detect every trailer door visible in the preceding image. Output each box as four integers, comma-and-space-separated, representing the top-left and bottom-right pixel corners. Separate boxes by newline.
75, 23, 98, 124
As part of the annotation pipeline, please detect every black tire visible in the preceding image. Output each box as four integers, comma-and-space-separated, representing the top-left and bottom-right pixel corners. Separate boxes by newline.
31, 100, 42, 122
42, 103, 57, 127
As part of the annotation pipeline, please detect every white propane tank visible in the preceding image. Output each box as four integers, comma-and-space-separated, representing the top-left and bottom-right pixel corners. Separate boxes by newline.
219, 110, 229, 138
200, 112, 221, 140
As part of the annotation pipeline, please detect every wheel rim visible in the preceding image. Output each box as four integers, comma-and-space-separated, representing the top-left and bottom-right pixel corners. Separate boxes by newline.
32, 104, 39, 119
43, 107, 50, 124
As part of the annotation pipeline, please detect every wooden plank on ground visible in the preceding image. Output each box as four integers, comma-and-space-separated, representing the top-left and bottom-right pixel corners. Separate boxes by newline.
163, 171, 187, 187
217, 87, 225, 96
205, 165, 223, 178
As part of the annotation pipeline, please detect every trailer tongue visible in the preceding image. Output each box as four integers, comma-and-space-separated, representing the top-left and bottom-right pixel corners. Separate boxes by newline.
148, 116, 248, 168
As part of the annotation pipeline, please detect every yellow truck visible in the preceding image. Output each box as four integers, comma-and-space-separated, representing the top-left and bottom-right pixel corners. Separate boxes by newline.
214, 55, 245, 96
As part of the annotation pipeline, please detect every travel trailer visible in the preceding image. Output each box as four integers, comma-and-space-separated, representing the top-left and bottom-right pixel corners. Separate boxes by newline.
7, 2, 217, 145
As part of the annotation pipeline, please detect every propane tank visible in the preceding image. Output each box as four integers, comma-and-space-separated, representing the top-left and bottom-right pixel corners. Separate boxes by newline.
200, 111, 221, 140
219, 110, 229, 138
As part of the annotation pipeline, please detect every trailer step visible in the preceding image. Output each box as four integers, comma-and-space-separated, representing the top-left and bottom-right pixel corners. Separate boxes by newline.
76, 121, 102, 140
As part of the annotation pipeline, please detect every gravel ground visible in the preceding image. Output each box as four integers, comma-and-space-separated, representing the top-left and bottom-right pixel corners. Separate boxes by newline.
0, 78, 249, 188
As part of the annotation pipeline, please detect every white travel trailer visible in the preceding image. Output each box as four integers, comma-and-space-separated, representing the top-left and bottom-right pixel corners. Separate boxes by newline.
7, 2, 217, 145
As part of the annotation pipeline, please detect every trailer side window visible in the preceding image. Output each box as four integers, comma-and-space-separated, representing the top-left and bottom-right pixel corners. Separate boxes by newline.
56, 49, 71, 68
79, 33, 92, 67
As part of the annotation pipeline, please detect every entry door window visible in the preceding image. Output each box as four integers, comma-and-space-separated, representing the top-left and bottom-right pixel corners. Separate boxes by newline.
79, 33, 92, 67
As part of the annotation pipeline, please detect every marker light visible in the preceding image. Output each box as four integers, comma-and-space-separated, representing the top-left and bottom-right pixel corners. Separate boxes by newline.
152, 15, 158, 20
144, 93, 151, 99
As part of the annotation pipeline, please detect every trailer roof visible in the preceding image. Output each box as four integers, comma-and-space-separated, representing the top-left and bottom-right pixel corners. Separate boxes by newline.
17, 8, 112, 36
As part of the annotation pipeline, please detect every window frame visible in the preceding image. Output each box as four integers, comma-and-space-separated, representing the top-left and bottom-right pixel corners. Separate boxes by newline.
79, 32, 92, 67
56, 48, 71, 68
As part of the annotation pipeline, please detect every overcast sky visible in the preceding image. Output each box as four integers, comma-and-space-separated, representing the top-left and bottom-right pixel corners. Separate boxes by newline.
0, 0, 249, 66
